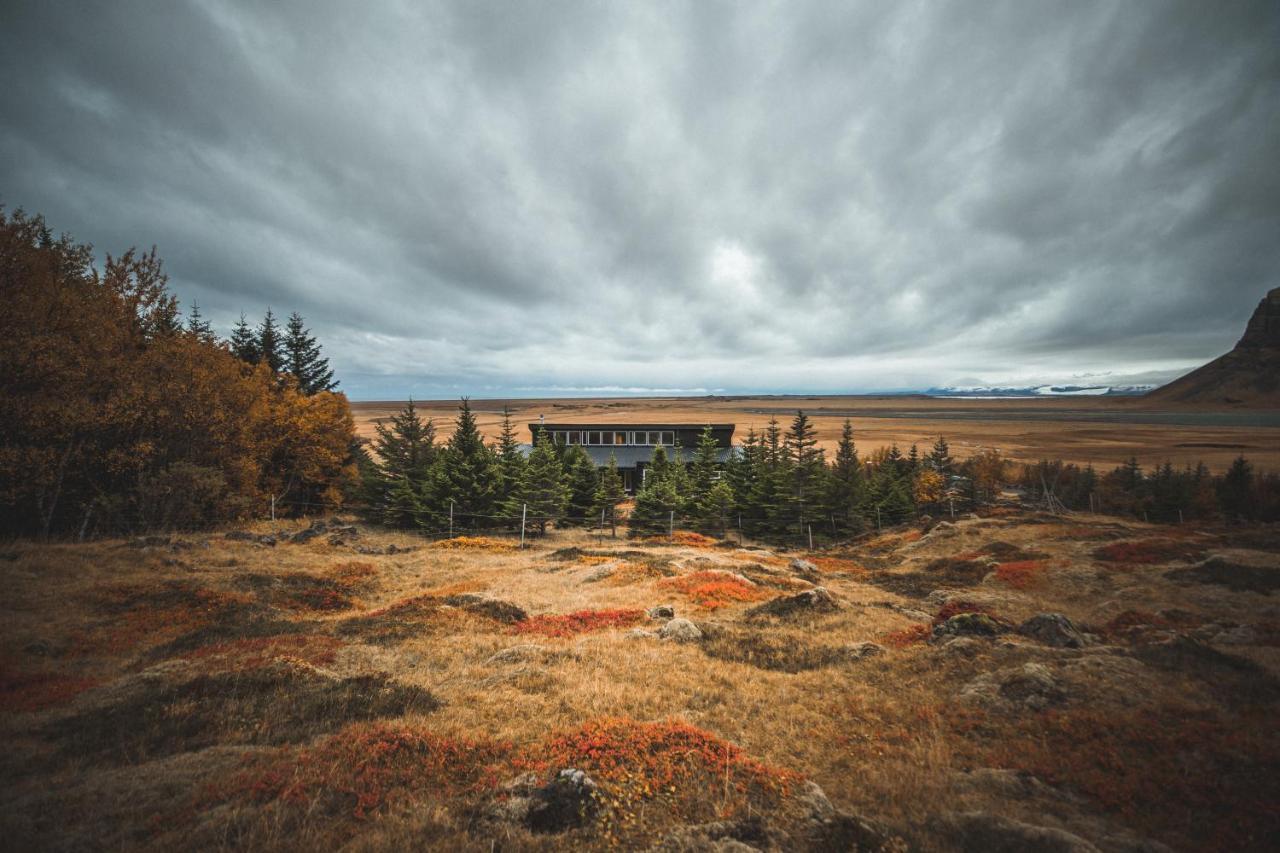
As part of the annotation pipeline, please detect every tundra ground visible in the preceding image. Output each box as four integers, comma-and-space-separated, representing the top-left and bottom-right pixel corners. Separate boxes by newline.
2, 510, 1278, 851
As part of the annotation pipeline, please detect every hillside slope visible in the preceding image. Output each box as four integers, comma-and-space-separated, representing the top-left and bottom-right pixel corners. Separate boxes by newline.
1148, 287, 1280, 407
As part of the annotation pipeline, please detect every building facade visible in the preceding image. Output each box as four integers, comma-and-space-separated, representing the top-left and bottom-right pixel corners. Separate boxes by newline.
527, 422, 736, 492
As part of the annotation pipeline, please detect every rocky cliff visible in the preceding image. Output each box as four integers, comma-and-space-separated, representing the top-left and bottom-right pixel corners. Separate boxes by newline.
1147, 287, 1280, 406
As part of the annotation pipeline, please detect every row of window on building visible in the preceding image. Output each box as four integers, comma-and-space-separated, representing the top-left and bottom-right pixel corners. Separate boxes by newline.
544, 429, 676, 447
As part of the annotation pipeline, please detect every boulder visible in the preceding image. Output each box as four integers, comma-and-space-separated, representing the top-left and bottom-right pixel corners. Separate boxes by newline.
746, 587, 839, 619
845, 642, 885, 659
289, 526, 325, 544
943, 811, 1100, 853
1018, 613, 1087, 648
648, 604, 676, 620
789, 558, 820, 582
481, 768, 602, 834
798, 781, 906, 852
659, 618, 703, 643
932, 613, 1007, 641
647, 819, 769, 852
960, 662, 1065, 711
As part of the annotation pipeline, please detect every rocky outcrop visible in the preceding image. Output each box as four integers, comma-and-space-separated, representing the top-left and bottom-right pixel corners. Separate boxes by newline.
1146, 287, 1280, 406
746, 587, 839, 619
658, 618, 703, 643
1018, 613, 1088, 648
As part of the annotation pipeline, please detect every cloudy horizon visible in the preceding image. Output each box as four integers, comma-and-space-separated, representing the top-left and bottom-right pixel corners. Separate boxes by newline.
2, 0, 1277, 400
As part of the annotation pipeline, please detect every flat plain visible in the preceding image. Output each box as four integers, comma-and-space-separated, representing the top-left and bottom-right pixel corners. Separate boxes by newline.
353, 395, 1280, 473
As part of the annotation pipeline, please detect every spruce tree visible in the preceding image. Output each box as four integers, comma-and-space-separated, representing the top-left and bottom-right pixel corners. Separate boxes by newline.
383, 471, 423, 528
256, 309, 284, 372
562, 444, 600, 526
230, 313, 259, 363
785, 410, 824, 531
433, 398, 498, 526
749, 418, 789, 535
927, 437, 953, 474
690, 425, 721, 520
511, 430, 568, 535
369, 399, 437, 523
284, 311, 337, 394
494, 407, 526, 511
907, 444, 920, 472
186, 301, 216, 343
630, 476, 681, 538
1220, 455, 1254, 521
725, 427, 760, 515
594, 452, 627, 536
703, 480, 735, 535
826, 419, 865, 533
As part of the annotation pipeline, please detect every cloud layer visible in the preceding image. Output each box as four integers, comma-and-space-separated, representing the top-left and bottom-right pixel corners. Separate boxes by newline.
3, 0, 1278, 398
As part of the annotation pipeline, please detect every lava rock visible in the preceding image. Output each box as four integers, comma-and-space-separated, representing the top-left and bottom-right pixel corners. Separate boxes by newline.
659, 618, 703, 643
648, 604, 676, 620
1018, 613, 1087, 648
746, 587, 840, 619
932, 613, 1008, 641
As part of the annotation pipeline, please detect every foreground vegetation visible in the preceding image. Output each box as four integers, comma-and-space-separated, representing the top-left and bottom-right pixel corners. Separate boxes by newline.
2, 504, 1277, 851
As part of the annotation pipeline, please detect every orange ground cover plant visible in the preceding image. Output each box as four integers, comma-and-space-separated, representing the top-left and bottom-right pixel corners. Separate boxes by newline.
0, 663, 99, 712
994, 559, 1049, 589
657, 571, 770, 610
643, 531, 719, 547
804, 555, 866, 574
208, 722, 513, 820
1093, 539, 1206, 565
431, 536, 517, 552
510, 608, 645, 638
881, 624, 930, 648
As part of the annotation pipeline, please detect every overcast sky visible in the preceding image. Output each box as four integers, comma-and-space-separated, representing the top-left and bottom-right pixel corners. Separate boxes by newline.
2, 1, 1278, 399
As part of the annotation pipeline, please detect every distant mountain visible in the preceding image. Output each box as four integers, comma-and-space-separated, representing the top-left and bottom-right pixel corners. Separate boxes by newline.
927, 384, 1155, 398
1146, 287, 1280, 407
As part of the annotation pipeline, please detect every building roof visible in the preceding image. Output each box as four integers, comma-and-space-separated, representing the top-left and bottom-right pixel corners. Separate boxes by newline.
530, 423, 736, 431
518, 445, 736, 466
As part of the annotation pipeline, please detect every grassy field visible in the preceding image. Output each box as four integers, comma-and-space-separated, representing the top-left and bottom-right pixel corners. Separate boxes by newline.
351, 395, 1280, 473
3, 508, 1278, 850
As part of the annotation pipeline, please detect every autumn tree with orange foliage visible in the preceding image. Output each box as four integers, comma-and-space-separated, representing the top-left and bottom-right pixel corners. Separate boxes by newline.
0, 209, 356, 537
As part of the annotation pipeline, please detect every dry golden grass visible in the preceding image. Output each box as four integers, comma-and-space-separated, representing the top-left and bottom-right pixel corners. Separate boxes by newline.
2, 509, 1278, 850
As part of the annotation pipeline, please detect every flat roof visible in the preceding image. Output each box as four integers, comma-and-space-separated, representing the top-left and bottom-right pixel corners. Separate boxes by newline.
530, 423, 736, 430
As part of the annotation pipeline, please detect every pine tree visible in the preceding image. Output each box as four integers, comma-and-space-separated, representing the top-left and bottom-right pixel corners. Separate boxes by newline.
230, 313, 259, 363
690, 425, 721, 522
382, 471, 423, 528
562, 445, 600, 526
1220, 455, 1254, 521
927, 436, 953, 474
594, 452, 627, 537
186, 301, 215, 344
703, 480, 735, 535
494, 407, 526, 510
432, 398, 498, 526
368, 399, 437, 523
511, 430, 568, 535
725, 427, 759, 512
785, 410, 824, 531
749, 418, 789, 534
630, 476, 681, 537
284, 311, 337, 394
907, 444, 920, 472
256, 309, 284, 372
666, 440, 692, 503
826, 419, 865, 534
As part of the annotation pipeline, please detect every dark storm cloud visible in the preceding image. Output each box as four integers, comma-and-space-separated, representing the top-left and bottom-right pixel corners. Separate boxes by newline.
2, 0, 1277, 397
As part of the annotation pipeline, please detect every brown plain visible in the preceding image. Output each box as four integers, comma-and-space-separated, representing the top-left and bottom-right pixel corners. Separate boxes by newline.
353, 395, 1280, 473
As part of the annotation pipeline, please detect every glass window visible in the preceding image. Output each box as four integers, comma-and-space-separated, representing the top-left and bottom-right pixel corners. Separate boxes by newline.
614, 431, 626, 445
566, 431, 578, 445
660, 431, 674, 445
586, 431, 598, 445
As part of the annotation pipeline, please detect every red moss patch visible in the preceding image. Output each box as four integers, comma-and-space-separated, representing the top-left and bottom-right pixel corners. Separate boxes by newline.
994, 559, 1050, 589
0, 664, 99, 712
805, 555, 866, 574
658, 571, 770, 610
932, 600, 997, 625
1093, 539, 1206, 566
208, 722, 512, 819
510, 609, 645, 638
643, 531, 719, 547
431, 536, 517, 552
881, 624, 931, 648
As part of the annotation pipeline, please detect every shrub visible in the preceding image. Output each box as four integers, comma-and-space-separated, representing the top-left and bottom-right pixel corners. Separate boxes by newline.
993, 559, 1049, 589
0, 665, 99, 712
657, 571, 770, 610
1093, 539, 1206, 565
511, 609, 644, 638
431, 536, 517, 552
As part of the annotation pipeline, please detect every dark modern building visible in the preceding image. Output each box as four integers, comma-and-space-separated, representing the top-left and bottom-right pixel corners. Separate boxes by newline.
527, 422, 736, 492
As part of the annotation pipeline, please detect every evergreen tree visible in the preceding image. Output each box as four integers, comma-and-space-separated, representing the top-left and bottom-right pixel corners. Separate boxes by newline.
886, 443, 905, 479
690, 425, 721, 521
432, 398, 498, 525
186, 301, 216, 344
703, 480, 735, 535
284, 311, 337, 394
724, 427, 760, 517
510, 429, 567, 535
630, 476, 682, 537
562, 444, 600, 526
229, 313, 259, 363
826, 420, 865, 534
666, 440, 693, 503
368, 399, 437, 523
594, 452, 627, 537
927, 436, 953, 474
256, 309, 284, 372
785, 410, 825, 531
494, 406, 526, 510
1220, 455, 1254, 521
748, 418, 789, 534
645, 443, 672, 488
907, 443, 920, 472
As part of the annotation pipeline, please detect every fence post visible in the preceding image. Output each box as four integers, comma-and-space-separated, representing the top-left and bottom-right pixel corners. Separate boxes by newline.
807, 524, 813, 550
270, 494, 275, 522
520, 503, 527, 549
1178, 508, 1184, 525
449, 500, 454, 539
668, 510, 674, 542
599, 508, 605, 545
876, 506, 881, 531
948, 497, 954, 519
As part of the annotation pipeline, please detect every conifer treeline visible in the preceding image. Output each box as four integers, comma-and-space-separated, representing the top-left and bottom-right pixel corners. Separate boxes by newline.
0, 209, 356, 537
365, 401, 1280, 539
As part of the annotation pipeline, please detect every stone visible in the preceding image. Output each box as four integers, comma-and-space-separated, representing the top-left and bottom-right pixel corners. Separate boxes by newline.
789, 558, 820, 581
960, 662, 1065, 711
845, 641, 885, 659
583, 565, 615, 583
647, 819, 769, 852
290, 526, 325, 544
746, 587, 840, 618
224, 530, 255, 541
798, 781, 906, 852
525, 769, 601, 833
659, 618, 703, 643
485, 644, 546, 665
648, 604, 676, 620
944, 811, 1101, 853
1018, 613, 1087, 648
932, 613, 1007, 641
